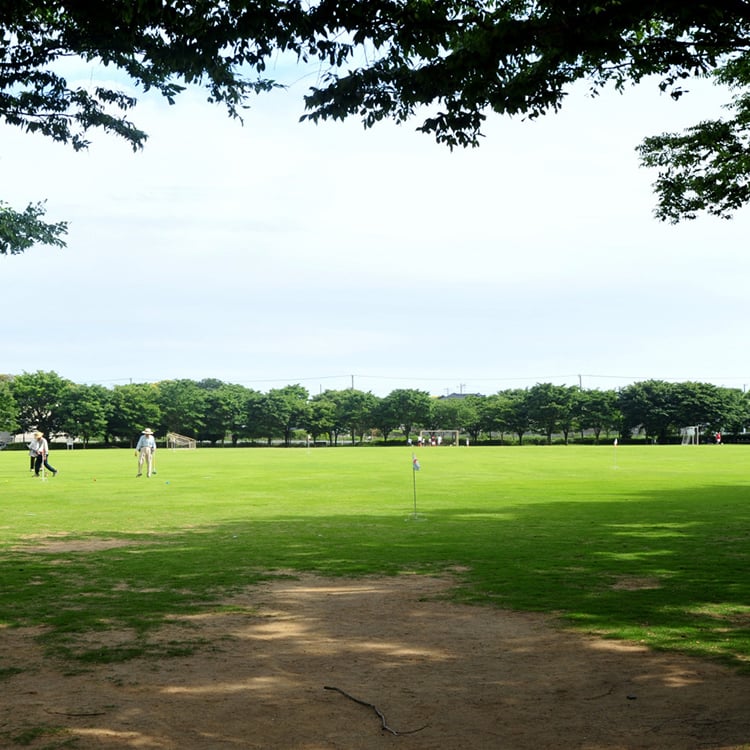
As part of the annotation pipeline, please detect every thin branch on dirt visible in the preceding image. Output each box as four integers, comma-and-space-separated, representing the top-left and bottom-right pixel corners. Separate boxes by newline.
45, 708, 107, 717
324, 685, 428, 736
584, 685, 615, 700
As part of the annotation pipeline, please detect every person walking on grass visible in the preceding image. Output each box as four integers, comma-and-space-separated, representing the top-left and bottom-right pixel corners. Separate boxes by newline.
30, 431, 57, 477
135, 428, 156, 477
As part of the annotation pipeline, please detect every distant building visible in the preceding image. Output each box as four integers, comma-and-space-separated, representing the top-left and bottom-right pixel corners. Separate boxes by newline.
439, 392, 483, 400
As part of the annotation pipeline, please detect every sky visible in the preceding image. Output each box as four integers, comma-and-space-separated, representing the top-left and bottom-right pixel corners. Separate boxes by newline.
2, 58, 750, 398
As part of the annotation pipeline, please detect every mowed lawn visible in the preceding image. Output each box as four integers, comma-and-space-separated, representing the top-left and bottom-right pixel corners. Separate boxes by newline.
1, 444, 749, 671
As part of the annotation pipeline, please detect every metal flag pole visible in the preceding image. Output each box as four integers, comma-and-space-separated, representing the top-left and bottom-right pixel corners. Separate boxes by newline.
613, 438, 618, 470
411, 453, 420, 518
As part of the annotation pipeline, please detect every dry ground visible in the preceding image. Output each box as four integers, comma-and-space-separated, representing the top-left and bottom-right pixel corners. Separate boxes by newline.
2, 573, 749, 749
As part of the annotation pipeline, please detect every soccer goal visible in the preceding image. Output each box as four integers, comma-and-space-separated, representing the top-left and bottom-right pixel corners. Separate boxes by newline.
680, 426, 700, 445
418, 429, 461, 446
166, 432, 197, 449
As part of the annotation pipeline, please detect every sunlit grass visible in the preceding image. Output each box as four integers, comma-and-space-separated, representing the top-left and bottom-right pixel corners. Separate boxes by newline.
0, 444, 748, 671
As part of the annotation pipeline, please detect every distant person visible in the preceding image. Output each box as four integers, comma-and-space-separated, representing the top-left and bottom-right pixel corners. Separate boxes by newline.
135, 428, 156, 477
29, 431, 57, 477
28, 440, 37, 472
715, 431, 722, 445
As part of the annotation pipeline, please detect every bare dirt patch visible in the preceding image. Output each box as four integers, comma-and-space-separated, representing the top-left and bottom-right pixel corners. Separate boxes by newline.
2, 574, 749, 749
611, 576, 663, 591
10, 537, 139, 554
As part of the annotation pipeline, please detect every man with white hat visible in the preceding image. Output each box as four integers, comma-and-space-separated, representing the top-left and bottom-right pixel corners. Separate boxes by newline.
135, 428, 156, 478
30, 430, 58, 477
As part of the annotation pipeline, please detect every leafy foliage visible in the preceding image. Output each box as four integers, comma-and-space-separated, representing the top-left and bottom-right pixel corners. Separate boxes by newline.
0, 201, 67, 256
0, 377, 17, 433
1, 0, 282, 152
3, 0, 750, 253
9, 370, 74, 438
638, 91, 750, 222
58, 383, 111, 446
301, 2, 750, 146
106, 383, 161, 443
1, 371, 748, 444
377, 388, 431, 442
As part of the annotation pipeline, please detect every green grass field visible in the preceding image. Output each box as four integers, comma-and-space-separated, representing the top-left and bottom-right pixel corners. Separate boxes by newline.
1, 444, 749, 671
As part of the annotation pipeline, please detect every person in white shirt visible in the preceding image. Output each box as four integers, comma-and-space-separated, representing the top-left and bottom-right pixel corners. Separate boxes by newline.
29, 431, 57, 477
135, 428, 157, 478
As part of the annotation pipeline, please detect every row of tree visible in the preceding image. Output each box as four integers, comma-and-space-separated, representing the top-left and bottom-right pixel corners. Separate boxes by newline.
1, 372, 747, 447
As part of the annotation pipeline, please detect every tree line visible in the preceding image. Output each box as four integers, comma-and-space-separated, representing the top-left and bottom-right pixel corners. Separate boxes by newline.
1, 372, 747, 447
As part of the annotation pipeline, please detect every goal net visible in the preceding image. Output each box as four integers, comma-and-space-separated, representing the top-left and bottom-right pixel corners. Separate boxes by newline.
418, 429, 461, 446
680, 426, 699, 445
167, 432, 197, 449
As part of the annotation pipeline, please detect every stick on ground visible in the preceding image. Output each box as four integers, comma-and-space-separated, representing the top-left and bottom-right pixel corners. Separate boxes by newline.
324, 685, 428, 736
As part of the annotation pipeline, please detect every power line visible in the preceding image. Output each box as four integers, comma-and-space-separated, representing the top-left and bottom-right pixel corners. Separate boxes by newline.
84, 372, 750, 390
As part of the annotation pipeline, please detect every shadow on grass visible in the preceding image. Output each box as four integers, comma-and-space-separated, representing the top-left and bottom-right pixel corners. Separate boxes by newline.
0, 483, 748, 672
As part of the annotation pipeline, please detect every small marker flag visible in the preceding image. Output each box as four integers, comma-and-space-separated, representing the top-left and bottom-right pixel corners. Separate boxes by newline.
412, 455, 420, 471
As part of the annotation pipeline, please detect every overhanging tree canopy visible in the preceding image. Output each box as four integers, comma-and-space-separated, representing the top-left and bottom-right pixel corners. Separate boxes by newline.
3, 1, 750, 254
